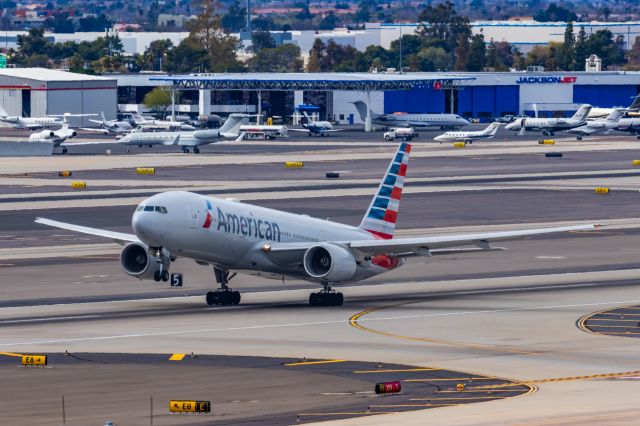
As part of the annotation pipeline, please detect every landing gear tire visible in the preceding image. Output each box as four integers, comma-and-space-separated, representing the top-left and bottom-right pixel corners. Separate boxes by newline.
309, 292, 344, 307
154, 270, 161, 282
577, 135, 583, 141
205, 290, 241, 306
182, 147, 189, 154
206, 267, 240, 306
193, 147, 200, 154
161, 270, 169, 282
62, 147, 68, 155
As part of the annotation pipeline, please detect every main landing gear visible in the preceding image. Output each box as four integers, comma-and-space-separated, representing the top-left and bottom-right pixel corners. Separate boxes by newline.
309, 282, 344, 306
206, 266, 241, 306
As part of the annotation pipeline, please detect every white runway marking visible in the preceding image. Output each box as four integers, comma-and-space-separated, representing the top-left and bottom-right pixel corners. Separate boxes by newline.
1, 293, 639, 348
535, 256, 567, 259
0, 315, 100, 325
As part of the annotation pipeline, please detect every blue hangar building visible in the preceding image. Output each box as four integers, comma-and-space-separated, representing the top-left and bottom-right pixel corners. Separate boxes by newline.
377, 71, 640, 120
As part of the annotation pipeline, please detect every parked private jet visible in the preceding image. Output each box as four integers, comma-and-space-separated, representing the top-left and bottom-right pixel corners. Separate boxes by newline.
0, 106, 61, 129
289, 112, 344, 136
351, 101, 470, 129
36, 143, 596, 307
505, 104, 592, 136
434, 122, 501, 143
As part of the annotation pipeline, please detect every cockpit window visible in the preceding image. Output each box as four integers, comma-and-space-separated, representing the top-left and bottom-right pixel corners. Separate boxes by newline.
136, 206, 144, 212
155, 206, 168, 214
138, 205, 168, 214
144, 206, 154, 212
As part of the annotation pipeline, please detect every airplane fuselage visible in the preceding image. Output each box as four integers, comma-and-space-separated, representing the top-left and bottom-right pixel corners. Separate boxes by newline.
374, 114, 468, 128
133, 191, 400, 283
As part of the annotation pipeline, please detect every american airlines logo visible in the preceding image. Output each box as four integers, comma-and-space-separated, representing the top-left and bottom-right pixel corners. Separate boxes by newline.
216, 207, 281, 242
516, 76, 577, 84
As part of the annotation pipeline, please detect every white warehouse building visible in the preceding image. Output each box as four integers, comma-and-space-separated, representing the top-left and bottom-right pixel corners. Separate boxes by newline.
0, 68, 117, 126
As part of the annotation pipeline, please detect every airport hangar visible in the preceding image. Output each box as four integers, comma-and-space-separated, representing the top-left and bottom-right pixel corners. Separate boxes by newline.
0, 67, 117, 127
119, 71, 640, 125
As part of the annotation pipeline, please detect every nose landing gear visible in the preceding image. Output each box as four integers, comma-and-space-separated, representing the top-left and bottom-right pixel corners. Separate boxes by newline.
206, 266, 241, 306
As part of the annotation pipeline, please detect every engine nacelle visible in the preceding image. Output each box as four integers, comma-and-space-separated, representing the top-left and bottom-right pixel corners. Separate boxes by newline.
303, 243, 357, 282
192, 129, 219, 140
120, 242, 162, 280
65, 129, 77, 139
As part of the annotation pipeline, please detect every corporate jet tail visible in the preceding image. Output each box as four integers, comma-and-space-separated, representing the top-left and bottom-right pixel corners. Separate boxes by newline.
219, 113, 247, 139
572, 104, 593, 122
358, 142, 411, 239
484, 122, 501, 137
629, 95, 640, 110
518, 118, 526, 136
351, 101, 370, 122
0, 105, 8, 117
606, 108, 626, 122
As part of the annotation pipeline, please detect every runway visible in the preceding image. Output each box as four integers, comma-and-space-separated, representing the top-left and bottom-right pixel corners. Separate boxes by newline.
3, 130, 640, 424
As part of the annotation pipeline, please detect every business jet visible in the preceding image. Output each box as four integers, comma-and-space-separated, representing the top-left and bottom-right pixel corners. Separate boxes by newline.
351, 101, 470, 129
82, 112, 133, 135
588, 96, 640, 120
113, 113, 247, 153
28, 113, 92, 153
505, 104, 592, 136
35, 142, 596, 307
289, 112, 344, 136
0, 106, 61, 129
434, 122, 501, 143
614, 117, 640, 138
133, 113, 195, 131
567, 108, 626, 140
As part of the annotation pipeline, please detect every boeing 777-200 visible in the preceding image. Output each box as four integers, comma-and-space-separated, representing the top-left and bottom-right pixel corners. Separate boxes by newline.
36, 143, 596, 307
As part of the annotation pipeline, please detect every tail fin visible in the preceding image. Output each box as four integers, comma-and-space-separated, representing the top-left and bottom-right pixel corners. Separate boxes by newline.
101, 111, 106, 122
219, 113, 246, 136
485, 122, 501, 136
351, 101, 368, 122
629, 95, 640, 110
359, 142, 411, 239
572, 104, 592, 121
303, 111, 313, 122
606, 108, 625, 123
0, 105, 7, 117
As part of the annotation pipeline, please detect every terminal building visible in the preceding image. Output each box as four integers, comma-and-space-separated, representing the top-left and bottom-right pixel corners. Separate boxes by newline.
1, 68, 639, 127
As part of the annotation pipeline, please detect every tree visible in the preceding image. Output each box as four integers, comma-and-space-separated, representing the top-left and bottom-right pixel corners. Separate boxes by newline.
252, 31, 276, 52
574, 26, 588, 70
143, 87, 172, 118
221, 0, 246, 32
417, 0, 471, 66
248, 44, 303, 72
466, 34, 486, 71
453, 33, 470, 71
141, 39, 173, 71
185, 0, 244, 72
78, 14, 112, 32
586, 30, 625, 68
45, 11, 75, 33
17, 28, 51, 58
627, 36, 640, 66
415, 47, 449, 71
534, 3, 577, 22
558, 22, 575, 70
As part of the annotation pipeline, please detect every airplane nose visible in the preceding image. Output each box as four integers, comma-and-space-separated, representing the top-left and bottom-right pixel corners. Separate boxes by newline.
132, 212, 162, 246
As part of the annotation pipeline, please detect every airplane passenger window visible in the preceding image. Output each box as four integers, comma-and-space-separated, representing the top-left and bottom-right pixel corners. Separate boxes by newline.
144, 206, 154, 212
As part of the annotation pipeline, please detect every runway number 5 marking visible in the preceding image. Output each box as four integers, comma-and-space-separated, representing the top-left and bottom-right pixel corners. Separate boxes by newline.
171, 274, 183, 287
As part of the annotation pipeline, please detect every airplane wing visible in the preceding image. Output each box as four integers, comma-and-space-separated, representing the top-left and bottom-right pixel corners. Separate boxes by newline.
288, 128, 311, 133
35, 218, 137, 246
79, 127, 109, 134
266, 224, 598, 257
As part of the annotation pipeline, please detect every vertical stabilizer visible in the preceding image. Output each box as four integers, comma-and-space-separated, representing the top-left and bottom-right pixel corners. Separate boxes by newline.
359, 142, 411, 239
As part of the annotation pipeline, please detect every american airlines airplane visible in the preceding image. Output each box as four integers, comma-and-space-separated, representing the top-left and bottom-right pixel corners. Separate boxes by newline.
505, 104, 592, 136
351, 101, 470, 129
434, 122, 501, 143
35, 143, 596, 307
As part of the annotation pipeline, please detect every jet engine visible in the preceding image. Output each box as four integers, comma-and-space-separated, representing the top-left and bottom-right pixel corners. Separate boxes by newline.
303, 243, 357, 282
192, 129, 219, 140
64, 129, 77, 139
120, 242, 163, 280
36, 130, 55, 139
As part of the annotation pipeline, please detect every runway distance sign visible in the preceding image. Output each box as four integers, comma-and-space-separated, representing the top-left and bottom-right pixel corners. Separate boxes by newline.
169, 400, 211, 413
22, 355, 47, 366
